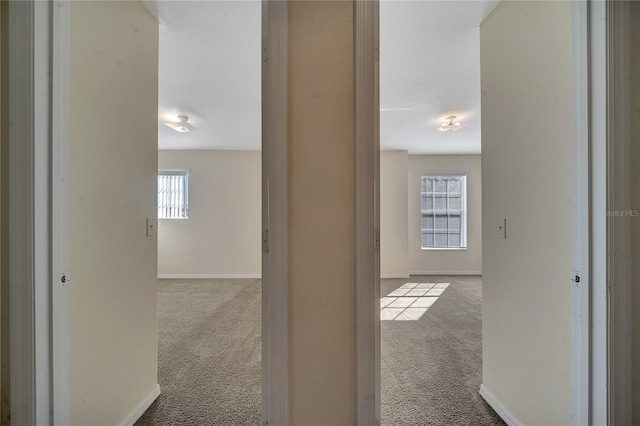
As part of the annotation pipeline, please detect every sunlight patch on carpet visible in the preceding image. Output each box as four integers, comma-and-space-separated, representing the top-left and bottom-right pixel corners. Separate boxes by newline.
381, 282, 449, 321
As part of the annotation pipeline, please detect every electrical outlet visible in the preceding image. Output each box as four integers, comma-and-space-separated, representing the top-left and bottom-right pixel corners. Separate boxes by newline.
497, 218, 506, 239
146, 217, 155, 237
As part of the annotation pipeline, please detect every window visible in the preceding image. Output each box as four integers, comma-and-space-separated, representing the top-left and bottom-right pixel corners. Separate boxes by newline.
420, 175, 467, 249
158, 171, 189, 219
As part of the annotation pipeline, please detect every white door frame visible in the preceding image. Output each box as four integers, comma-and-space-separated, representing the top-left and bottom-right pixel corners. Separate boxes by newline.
571, 1, 592, 424
354, 0, 380, 425
261, 1, 289, 425
51, 2, 71, 424
353, 1, 608, 424
587, 1, 609, 424
5, 0, 70, 424
571, 1, 610, 423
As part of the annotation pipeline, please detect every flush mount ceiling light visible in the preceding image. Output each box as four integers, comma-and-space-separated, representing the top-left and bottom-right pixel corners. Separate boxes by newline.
164, 115, 197, 133
438, 115, 462, 132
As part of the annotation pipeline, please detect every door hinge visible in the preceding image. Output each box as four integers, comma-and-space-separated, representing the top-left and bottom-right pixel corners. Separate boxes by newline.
374, 228, 380, 254
262, 42, 269, 63
263, 229, 270, 254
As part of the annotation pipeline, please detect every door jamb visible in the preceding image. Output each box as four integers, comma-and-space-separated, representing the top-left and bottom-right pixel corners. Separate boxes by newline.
587, 1, 609, 424
354, 0, 380, 424
262, 1, 289, 425
52, 1, 71, 424
5, 0, 70, 423
352, 1, 607, 424
571, 1, 591, 424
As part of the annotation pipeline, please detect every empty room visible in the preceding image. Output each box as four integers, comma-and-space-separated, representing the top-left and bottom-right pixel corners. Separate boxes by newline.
140, 1, 263, 424
378, 1, 496, 423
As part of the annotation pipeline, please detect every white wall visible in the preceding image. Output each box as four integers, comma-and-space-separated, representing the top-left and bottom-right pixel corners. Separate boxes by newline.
408, 155, 482, 275
380, 150, 408, 278
480, 2, 573, 425
157, 150, 261, 277
69, 2, 159, 424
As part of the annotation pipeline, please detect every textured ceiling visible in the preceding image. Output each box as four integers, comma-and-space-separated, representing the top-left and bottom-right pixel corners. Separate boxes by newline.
144, 0, 262, 150
380, 0, 499, 154
146, 1, 499, 154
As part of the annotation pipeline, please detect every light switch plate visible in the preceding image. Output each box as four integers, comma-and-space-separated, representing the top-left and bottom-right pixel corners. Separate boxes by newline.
497, 218, 506, 239
146, 217, 155, 237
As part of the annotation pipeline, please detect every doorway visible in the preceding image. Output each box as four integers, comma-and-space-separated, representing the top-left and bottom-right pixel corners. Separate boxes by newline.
378, 1, 498, 424
373, 1, 599, 425
137, 2, 263, 423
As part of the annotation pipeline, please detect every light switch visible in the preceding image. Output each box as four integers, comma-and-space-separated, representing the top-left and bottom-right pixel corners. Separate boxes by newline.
497, 218, 506, 239
146, 217, 155, 237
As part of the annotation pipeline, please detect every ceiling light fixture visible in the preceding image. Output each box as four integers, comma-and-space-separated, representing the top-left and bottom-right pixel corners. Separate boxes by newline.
438, 115, 462, 132
164, 115, 197, 133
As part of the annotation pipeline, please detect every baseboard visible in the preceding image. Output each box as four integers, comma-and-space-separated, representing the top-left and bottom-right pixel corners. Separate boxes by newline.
158, 274, 262, 279
121, 384, 160, 426
381, 274, 411, 279
479, 384, 523, 426
409, 270, 482, 276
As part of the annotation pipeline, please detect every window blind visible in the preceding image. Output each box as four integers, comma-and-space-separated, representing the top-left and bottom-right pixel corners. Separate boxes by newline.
158, 171, 189, 219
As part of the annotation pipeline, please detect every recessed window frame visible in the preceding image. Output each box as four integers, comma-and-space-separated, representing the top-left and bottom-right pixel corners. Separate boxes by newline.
420, 174, 468, 250
158, 170, 189, 219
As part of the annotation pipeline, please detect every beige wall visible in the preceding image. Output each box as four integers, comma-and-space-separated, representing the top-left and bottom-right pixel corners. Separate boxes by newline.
288, 1, 355, 423
157, 150, 261, 277
480, 2, 573, 425
632, 2, 640, 419
380, 150, 409, 277
380, 152, 482, 276
69, 2, 159, 424
408, 155, 482, 274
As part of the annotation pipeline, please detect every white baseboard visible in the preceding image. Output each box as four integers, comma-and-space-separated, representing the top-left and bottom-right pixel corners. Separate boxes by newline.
158, 274, 262, 279
409, 270, 482, 276
381, 274, 411, 279
479, 384, 522, 426
121, 384, 160, 426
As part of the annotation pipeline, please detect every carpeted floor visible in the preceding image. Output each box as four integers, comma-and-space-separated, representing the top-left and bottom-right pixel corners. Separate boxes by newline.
137, 276, 503, 425
381, 276, 505, 426
136, 279, 262, 426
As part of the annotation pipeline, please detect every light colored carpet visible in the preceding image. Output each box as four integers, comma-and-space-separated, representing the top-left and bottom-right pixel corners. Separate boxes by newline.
136, 279, 262, 426
381, 275, 505, 426
137, 276, 502, 425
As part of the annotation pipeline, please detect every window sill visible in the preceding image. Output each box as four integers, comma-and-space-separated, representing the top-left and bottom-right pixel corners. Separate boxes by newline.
421, 247, 467, 251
